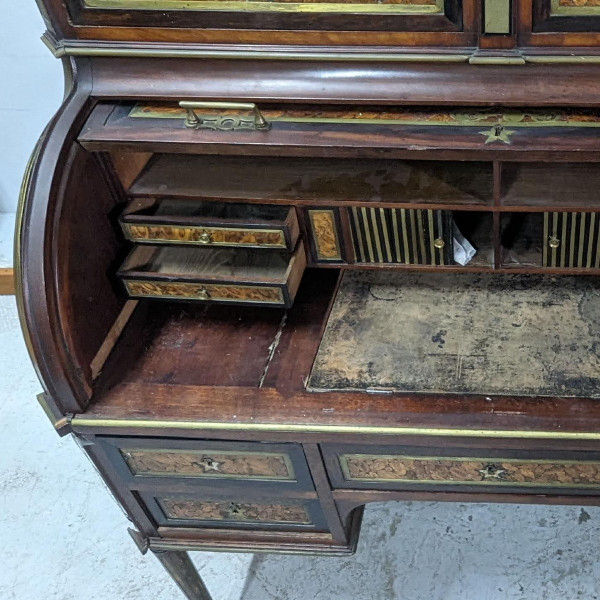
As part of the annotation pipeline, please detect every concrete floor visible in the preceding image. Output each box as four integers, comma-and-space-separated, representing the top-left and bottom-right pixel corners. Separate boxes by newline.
2, 293, 600, 600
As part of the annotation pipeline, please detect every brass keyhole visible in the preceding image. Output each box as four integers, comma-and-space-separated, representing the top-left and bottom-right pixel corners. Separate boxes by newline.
549, 236, 560, 249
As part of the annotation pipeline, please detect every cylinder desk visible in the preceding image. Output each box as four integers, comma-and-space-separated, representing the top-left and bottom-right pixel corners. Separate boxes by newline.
17, 0, 600, 596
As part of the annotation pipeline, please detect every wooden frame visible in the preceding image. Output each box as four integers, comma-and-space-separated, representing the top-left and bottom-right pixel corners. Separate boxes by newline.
62, 0, 465, 33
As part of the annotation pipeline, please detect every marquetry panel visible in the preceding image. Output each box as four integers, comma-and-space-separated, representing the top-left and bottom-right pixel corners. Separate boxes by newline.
124, 280, 285, 304
158, 498, 312, 524
121, 448, 296, 480
122, 223, 288, 249
339, 454, 600, 487
307, 209, 343, 262
348, 207, 450, 265
542, 211, 600, 268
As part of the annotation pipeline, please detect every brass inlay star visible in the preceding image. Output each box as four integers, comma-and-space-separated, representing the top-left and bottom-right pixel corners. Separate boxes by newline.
478, 463, 508, 480
198, 456, 221, 472
479, 125, 515, 145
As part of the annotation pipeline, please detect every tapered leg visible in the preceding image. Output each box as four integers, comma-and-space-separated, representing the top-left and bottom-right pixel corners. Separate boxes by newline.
128, 528, 213, 600
153, 549, 213, 600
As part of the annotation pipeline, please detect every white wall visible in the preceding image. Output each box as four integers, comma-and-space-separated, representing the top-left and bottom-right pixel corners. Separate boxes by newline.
0, 1, 64, 215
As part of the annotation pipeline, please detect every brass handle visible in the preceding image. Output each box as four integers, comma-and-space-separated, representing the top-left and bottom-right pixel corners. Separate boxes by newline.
179, 101, 270, 131
198, 231, 212, 244
196, 286, 211, 300
434, 238, 445, 249
549, 236, 560, 249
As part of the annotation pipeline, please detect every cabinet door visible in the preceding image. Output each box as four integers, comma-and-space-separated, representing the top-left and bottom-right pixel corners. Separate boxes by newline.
522, 0, 600, 45
63, 0, 473, 44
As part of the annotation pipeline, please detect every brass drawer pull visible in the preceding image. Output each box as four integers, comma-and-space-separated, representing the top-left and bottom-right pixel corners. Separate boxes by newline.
434, 238, 445, 249
198, 230, 212, 244
196, 286, 211, 300
548, 236, 560, 249
179, 101, 271, 131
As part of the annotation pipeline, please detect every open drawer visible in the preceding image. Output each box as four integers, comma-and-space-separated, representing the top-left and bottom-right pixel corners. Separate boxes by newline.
80, 102, 600, 159
118, 242, 306, 308
121, 199, 300, 251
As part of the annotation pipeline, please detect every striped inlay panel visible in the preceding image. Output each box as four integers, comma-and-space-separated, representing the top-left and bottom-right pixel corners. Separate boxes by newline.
348, 207, 450, 265
542, 212, 600, 269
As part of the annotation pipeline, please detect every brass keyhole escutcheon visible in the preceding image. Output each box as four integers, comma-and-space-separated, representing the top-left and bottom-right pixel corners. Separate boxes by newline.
549, 236, 560, 249
198, 231, 212, 244
196, 286, 211, 300
434, 238, 445, 249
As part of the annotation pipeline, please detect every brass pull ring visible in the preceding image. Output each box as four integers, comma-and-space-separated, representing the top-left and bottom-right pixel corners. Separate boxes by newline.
549, 236, 560, 249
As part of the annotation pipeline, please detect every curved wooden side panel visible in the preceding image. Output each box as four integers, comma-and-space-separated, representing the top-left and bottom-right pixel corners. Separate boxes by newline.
15, 56, 114, 416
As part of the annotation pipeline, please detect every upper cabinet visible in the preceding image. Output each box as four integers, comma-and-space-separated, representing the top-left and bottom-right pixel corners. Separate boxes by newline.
55, 0, 477, 45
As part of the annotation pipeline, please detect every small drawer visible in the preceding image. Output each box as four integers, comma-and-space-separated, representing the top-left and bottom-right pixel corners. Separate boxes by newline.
141, 492, 328, 531
323, 443, 600, 493
98, 438, 315, 491
120, 199, 299, 251
118, 241, 306, 308
501, 211, 600, 270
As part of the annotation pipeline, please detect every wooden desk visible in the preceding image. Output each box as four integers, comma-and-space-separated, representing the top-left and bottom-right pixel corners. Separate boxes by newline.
18, 0, 600, 596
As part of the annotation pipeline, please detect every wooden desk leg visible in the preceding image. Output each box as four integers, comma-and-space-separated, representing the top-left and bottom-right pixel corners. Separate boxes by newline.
128, 529, 213, 600
153, 549, 213, 600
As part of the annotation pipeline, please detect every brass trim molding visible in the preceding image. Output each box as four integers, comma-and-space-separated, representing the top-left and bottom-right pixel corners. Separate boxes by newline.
71, 416, 600, 440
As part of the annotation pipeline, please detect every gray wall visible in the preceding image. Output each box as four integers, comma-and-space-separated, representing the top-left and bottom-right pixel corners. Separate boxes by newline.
0, 2, 63, 214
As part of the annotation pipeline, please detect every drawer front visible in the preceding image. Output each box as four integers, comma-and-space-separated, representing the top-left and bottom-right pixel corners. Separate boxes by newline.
306, 208, 345, 263
141, 493, 328, 531
348, 207, 452, 266
123, 223, 289, 249
120, 202, 299, 251
323, 444, 600, 492
98, 438, 315, 491
124, 280, 286, 305
542, 211, 600, 269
